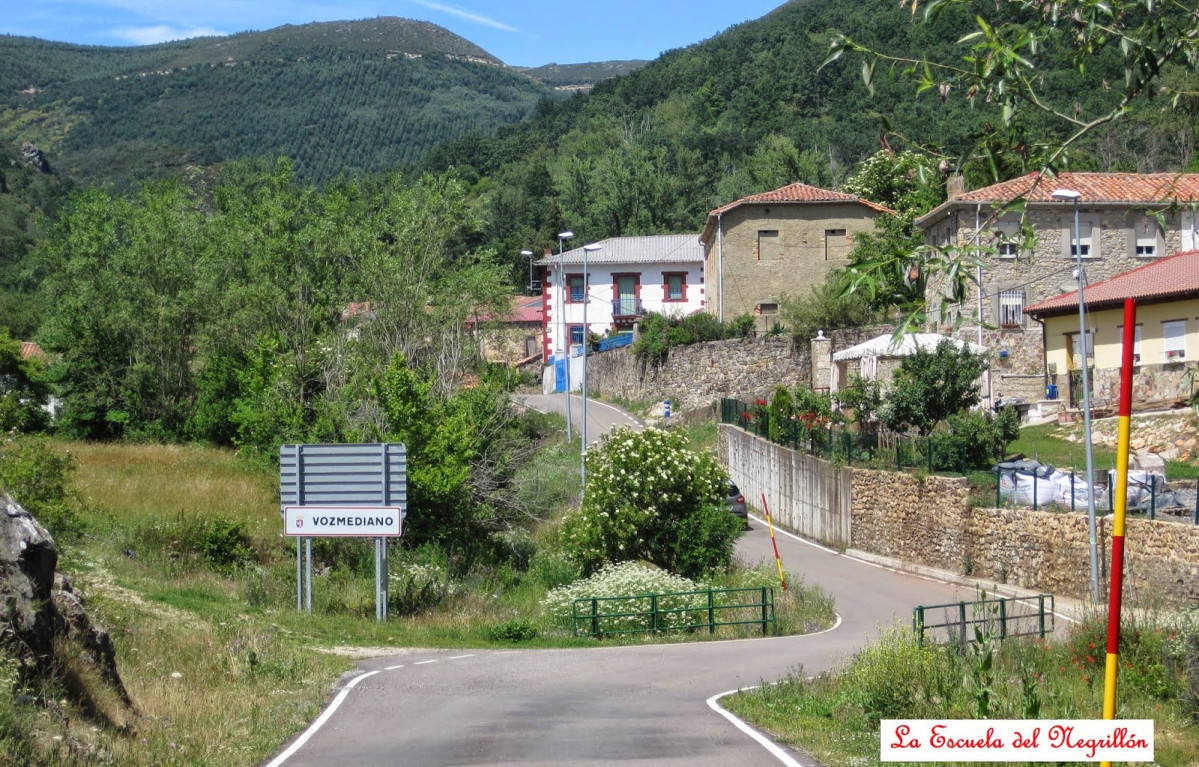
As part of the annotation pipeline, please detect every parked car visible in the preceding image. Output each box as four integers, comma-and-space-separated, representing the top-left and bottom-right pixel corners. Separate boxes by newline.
727, 482, 748, 527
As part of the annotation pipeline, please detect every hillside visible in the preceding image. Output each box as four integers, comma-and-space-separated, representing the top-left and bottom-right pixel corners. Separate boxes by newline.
517, 60, 649, 91
423, 0, 1186, 264
0, 18, 552, 183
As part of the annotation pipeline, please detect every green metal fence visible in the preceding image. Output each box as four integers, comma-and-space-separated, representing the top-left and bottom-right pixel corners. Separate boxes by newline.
571, 586, 775, 638
913, 594, 1054, 646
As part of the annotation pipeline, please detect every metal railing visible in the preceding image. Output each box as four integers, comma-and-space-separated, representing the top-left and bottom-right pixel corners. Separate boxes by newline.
913, 594, 1054, 646
611, 298, 644, 318
571, 586, 775, 638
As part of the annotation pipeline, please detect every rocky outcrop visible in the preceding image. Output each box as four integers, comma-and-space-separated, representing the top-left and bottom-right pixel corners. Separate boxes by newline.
18, 143, 51, 174
0, 492, 130, 708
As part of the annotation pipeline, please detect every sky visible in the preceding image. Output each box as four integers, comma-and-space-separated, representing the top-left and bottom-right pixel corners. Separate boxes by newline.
2, 1, 788, 67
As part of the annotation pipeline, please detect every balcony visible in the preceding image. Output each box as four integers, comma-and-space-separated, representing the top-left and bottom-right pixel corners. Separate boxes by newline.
611, 298, 645, 320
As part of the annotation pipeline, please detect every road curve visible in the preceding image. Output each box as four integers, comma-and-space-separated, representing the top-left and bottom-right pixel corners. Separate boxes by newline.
515, 393, 644, 443
268, 519, 972, 767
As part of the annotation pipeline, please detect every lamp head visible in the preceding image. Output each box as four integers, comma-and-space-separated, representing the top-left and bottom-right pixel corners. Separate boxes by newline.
1051, 188, 1081, 201
583, 243, 602, 252
520, 249, 533, 256
557, 231, 574, 240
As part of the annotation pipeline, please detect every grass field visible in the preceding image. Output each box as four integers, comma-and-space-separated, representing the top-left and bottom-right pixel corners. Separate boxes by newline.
0, 424, 827, 766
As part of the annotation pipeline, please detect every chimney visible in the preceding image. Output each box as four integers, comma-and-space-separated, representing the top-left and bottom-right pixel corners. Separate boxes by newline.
946, 174, 966, 200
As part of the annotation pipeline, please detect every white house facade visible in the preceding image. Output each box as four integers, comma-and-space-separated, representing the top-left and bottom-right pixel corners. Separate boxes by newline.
538, 234, 706, 365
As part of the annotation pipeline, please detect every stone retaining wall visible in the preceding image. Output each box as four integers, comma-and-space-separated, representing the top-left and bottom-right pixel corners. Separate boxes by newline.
588, 326, 892, 411
722, 424, 1199, 604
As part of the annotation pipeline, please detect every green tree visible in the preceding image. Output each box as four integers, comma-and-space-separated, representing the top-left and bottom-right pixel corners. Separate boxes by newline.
881, 339, 987, 435
0, 329, 48, 433
562, 427, 740, 579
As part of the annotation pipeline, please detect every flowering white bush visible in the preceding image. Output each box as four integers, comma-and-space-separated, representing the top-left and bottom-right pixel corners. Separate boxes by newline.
541, 561, 710, 632
561, 427, 739, 577
388, 561, 456, 614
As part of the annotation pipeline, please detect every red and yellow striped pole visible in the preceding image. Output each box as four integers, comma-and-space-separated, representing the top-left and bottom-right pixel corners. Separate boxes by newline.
1101, 298, 1136, 766
761, 493, 787, 592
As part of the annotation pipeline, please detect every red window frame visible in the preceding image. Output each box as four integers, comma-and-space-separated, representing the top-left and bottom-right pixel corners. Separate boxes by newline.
663, 272, 687, 302
566, 273, 585, 303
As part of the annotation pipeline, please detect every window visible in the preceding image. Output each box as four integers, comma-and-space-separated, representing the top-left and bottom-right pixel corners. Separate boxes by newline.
993, 222, 1020, 258
757, 230, 782, 261
1116, 324, 1143, 363
998, 289, 1025, 328
569, 325, 585, 348
825, 229, 849, 260
1066, 220, 1094, 258
757, 302, 779, 316
524, 336, 537, 358
1068, 331, 1094, 364
663, 272, 686, 301
567, 274, 584, 302
1164, 319, 1187, 361
1134, 218, 1159, 257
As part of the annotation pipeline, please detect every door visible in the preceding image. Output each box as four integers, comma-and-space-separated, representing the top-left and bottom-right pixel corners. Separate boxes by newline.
616, 275, 638, 316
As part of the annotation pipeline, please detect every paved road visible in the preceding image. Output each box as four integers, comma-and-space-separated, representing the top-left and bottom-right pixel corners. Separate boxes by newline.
515, 393, 644, 443
270, 520, 973, 767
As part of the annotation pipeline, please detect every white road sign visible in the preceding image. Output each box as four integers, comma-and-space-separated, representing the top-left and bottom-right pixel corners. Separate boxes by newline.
284, 506, 403, 537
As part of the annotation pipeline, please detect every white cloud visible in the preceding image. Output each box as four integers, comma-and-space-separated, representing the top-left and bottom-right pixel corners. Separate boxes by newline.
408, 1, 519, 33
111, 24, 225, 45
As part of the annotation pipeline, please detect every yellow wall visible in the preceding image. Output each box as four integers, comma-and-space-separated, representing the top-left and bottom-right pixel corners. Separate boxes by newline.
1042, 297, 1199, 372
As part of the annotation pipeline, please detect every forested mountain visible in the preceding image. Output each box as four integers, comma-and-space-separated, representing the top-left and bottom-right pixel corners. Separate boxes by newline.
517, 61, 649, 90
424, 0, 1196, 266
0, 18, 557, 183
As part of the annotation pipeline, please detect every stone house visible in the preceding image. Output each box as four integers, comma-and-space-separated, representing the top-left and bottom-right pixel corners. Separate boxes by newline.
916, 172, 1199, 407
538, 234, 705, 371
468, 295, 544, 367
699, 182, 894, 331
1026, 249, 1199, 409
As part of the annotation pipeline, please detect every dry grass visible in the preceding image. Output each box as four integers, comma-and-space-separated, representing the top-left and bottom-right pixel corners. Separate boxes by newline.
63, 441, 277, 535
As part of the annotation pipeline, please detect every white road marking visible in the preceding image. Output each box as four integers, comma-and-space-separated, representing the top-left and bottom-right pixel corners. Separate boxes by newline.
384, 664, 405, 670
448, 654, 476, 660
263, 670, 380, 767
748, 514, 838, 554
707, 687, 812, 767
414, 659, 438, 665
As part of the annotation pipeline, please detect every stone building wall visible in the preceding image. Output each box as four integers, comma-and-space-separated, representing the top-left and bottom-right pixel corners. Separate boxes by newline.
925, 204, 1191, 398
705, 202, 883, 328
722, 423, 1199, 604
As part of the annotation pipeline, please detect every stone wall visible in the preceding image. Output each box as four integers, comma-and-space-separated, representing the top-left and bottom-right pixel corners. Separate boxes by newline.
587, 326, 893, 411
849, 468, 972, 570
722, 423, 1199, 604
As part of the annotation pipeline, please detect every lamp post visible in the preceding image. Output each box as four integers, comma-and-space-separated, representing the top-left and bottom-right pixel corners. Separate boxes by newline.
581, 243, 602, 488
558, 231, 574, 442
521, 249, 534, 294
1053, 187, 1100, 601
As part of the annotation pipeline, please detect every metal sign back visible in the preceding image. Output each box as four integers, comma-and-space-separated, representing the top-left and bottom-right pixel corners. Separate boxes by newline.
280, 443, 407, 512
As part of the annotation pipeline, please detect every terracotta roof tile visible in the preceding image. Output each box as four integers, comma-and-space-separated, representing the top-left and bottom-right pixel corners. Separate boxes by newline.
700, 182, 895, 243
19, 342, 45, 361
1026, 249, 1199, 316
918, 172, 1199, 228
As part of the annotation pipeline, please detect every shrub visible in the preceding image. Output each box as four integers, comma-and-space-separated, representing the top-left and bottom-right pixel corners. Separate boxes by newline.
388, 561, 454, 615
199, 518, 256, 570
632, 312, 756, 364
528, 547, 582, 589
130, 514, 256, 570
541, 561, 707, 631
487, 619, 539, 643
0, 437, 84, 540
561, 427, 736, 578
929, 407, 1021, 470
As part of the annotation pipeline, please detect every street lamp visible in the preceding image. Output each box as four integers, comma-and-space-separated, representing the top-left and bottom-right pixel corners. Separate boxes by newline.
581, 243, 602, 488
558, 231, 574, 443
1052, 187, 1099, 601
520, 249, 534, 294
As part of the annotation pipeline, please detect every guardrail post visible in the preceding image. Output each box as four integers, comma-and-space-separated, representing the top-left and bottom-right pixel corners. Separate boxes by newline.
998, 598, 1007, 641
959, 601, 968, 643
1150, 479, 1156, 520
761, 587, 768, 636
1038, 595, 1046, 639
651, 594, 659, 634
1071, 471, 1076, 512
708, 589, 715, 634
591, 597, 599, 638
914, 605, 926, 646
1033, 472, 1038, 511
